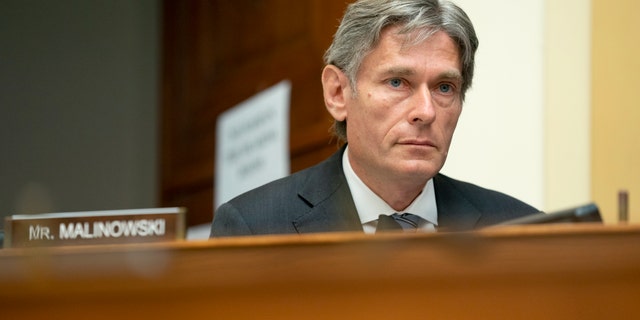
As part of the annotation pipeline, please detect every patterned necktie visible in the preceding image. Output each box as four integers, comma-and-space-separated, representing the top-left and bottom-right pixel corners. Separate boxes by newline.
376, 213, 422, 233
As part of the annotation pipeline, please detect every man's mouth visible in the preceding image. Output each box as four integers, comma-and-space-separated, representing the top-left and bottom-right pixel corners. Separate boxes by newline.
398, 138, 437, 148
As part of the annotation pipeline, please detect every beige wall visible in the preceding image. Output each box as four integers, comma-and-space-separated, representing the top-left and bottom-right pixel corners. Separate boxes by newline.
451, 0, 640, 224
443, 0, 544, 210
591, 0, 640, 223
545, 0, 640, 223
544, 0, 592, 213
447, 0, 595, 214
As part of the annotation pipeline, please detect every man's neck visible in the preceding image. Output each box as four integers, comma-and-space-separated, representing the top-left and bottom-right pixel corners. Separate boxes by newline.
345, 149, 428, 211
359, 173, 425, 211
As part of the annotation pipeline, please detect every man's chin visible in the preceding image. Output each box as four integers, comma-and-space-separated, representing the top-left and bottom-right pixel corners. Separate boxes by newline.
393, 161, 440, 179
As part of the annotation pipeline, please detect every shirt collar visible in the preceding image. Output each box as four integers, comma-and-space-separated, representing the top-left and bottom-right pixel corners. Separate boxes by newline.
342, 146, 438, 226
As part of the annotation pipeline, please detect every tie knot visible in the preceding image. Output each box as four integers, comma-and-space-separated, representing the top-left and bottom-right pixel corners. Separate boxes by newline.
394, 213, 421, 228
376, 213, 422, 233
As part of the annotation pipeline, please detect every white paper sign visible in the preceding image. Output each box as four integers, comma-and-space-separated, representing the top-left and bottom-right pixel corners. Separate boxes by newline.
214, 80, 291, 209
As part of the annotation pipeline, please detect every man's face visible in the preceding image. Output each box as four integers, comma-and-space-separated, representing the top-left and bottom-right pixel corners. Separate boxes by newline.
345, 27, 463, 186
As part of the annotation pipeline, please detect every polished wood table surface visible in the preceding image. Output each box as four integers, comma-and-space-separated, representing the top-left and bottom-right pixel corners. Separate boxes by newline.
1, 223, 639, 319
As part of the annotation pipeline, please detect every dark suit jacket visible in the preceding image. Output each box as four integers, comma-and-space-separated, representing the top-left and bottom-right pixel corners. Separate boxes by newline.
210, 146, 539, 237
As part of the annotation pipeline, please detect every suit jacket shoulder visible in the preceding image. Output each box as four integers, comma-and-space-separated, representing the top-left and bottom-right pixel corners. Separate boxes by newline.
210, 147, 361, 237
434, 173, 540, 231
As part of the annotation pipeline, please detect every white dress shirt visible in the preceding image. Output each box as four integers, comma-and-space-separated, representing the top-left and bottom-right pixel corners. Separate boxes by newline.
342, 146, 438, 234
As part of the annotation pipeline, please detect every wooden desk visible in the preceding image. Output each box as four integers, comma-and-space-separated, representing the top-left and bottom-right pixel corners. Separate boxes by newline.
1, 224, 639, 319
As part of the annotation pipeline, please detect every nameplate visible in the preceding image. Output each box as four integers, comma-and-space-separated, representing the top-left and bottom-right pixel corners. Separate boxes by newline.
3, 207, 186, 248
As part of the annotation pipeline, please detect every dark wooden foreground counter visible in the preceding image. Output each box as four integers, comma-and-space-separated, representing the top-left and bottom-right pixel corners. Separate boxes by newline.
1, 223, 639, 319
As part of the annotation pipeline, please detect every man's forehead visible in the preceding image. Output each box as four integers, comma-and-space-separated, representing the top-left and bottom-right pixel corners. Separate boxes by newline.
375, 27, 460, 58
365, 29, 463, 78
381, 24, 444, 48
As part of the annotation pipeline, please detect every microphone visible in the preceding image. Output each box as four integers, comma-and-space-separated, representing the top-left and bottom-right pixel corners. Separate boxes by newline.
497, 203, 602, 226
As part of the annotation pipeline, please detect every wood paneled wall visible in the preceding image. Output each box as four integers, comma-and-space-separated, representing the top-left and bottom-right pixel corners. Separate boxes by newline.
161, 1, 349, 226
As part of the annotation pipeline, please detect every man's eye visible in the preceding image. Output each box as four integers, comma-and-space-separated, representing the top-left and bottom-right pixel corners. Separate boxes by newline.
389, 78, 403, 88
439, 83, 452, 93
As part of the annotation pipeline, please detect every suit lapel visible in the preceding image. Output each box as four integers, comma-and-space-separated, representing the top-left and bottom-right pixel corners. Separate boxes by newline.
293, 147, 363, 233
290, 150, 483, 233
434, 174, 482, 231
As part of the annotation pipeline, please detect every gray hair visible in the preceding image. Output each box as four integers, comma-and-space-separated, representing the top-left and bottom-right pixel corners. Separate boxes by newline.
324, 0, 479, 142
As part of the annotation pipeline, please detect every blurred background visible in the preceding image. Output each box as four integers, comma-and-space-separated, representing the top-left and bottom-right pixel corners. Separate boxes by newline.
1, 0, 158, 229
1, 0, 638, 231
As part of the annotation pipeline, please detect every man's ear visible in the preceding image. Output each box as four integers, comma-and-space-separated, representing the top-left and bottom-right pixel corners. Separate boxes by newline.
321, 65, 350, 121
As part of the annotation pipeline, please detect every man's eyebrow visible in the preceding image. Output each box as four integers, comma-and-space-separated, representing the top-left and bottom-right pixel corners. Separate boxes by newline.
380, 67, 415, 77
379, 67, 463, 82
437, 70, 463, 82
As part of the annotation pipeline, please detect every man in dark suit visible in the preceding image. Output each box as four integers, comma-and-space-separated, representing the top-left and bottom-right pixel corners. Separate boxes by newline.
211, 0, 539, 237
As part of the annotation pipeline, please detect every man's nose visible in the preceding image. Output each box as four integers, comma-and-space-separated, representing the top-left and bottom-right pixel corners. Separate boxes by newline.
408, 88, 436, 124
